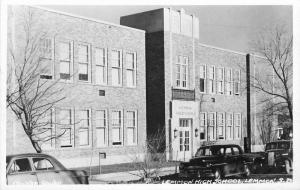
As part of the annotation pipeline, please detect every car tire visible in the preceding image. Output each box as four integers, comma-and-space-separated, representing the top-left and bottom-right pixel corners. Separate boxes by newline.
284, 160, 292, 175
214, 168, 222, 180
242, 165, 250, 178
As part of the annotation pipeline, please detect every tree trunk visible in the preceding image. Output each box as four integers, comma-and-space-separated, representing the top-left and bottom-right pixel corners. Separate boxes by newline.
30, 139, 42, 153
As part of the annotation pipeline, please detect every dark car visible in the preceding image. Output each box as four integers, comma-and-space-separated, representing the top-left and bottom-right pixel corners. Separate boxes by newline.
6, 153, 89, 185
178, 144, 251, 179
264, 140, 293, 174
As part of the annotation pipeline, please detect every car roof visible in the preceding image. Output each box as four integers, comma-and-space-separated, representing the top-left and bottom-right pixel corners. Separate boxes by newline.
199, 144, 240, 148
6, 153, 53, 160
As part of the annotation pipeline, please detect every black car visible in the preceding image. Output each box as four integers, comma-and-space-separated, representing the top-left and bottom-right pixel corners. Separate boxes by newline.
178, 144, 251, 179
264, 140, 293, 174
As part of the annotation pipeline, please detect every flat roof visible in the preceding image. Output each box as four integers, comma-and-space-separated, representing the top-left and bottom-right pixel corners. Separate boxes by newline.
29, 5, 146, 33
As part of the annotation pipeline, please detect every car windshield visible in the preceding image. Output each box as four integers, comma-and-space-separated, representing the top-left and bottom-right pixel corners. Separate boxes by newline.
195, 146, 224, 157
266, 141, 290, 150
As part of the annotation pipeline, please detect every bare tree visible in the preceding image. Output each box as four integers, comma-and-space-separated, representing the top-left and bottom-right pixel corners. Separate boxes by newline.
250, 25, 293, 133
7, 7, 68, 153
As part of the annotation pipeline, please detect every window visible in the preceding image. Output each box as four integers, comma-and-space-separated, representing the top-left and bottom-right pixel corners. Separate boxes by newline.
225, 69, 233, 95
9, 159, 32, 173
232, 147, 241, 155
59, 109, 73, 147
78, 110, 90, 146
225, 148, 233, 155
59, 42, 72, 80
95, 48, 107, 85
39, 38, 53, 79
175, 56, 188, 88
111, 50, 122, 86
78, 44, 89, 81
95, 110, 107, 147
40, 109, 55, 150
234, 69, 241, 95
208, 66, 215, 94
126, 111, 137, 145
234, 113, 241, 139
111, 110, 123, 145
199, 65, 206, 93
126, 53, 136, 87
226, 113, 233, 139
217, 113, 225, 140
199, 112, 207, 140
33, 158, 54, 171
207, 113, 216, 141
217, 67, 224, 94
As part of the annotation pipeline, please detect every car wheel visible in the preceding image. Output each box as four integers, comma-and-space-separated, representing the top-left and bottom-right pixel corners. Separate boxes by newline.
284, 160, 292, 175
214, 168, 222, 180
242, 165, 250, 178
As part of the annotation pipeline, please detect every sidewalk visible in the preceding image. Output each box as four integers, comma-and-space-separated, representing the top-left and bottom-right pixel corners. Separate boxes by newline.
89, 166, 177, 184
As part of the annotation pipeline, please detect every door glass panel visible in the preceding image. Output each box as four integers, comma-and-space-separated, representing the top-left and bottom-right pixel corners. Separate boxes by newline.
9, 158, 32, 173
33, 158, 54, 171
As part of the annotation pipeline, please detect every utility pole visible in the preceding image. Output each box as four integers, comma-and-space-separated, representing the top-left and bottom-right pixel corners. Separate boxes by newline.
246, 54, 251, 153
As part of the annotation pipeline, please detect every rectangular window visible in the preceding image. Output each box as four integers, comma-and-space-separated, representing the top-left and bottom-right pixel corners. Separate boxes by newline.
95, 48, 107, 85
208, 66, 215, 94
226, 113, 233, 139
59, 42, 72, 80
199, 65, 206, 93
40, 109, 55, 150
234, 113, 241, 139
217, 67, 224, 94
59, 109, 73, 147
78, 44, 89, 81
111, 110, 123, 145
175, 56, 188, 88
207, 113, 216, 141
126, 111, 137, 145
111, 50, 122, 86
78, 110, 90, 146
39, 38, 53, 79
225, 69, 233, 95
199, 112, 207, 140
95, 110, 107, 147
217, 113, 225, 140
234, 70, 241, 95
126, 53, 136, 87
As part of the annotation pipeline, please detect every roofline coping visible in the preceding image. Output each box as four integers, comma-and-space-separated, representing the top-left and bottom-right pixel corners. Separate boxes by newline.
28, 5, 146, 33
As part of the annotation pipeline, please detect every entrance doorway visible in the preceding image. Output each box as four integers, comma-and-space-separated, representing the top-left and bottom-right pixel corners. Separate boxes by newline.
178, 118, 192, 161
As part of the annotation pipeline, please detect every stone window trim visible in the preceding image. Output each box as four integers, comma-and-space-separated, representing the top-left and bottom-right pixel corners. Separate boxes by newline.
125, 51, 137, 88
56, 107, 75, 149
125, 110, 138, 146
110, 109, 124, 146
111, 49, 123, 87
199, 64, 207, 93
175, 55, 189, 89
57, 39, 74, 83
94, 47, 108, 85
77, 42, 92, 83
233, 113, 242, 140
95, 109, 109, 148
39, 37, 55, 80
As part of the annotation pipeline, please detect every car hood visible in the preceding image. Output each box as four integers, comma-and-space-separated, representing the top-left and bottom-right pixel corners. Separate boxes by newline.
188, 156, 221, 164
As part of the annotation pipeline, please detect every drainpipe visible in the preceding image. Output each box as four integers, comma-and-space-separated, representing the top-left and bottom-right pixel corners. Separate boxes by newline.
245, 54, 251, 153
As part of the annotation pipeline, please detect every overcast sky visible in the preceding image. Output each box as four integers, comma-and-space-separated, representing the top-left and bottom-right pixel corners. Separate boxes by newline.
41, 5, 292, 53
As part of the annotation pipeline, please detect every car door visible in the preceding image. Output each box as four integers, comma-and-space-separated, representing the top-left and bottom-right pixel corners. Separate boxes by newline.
6, 158, 38, 185
232, 146, 243, 173
223, 147, 236, 175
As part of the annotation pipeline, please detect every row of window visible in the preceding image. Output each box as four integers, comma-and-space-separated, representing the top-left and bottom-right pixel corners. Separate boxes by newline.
175, 56, 241, 96
40, 108, 138, 150
39, 38, 137, 87
199, 112, 242, 141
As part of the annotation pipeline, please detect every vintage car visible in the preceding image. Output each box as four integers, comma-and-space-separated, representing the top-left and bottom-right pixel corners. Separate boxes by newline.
6, 153, 89, 185
264, 140, 293, 174
178, 144, 251, 179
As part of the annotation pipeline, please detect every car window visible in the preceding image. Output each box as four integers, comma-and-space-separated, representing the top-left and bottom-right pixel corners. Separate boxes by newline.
232, 147, 240, 155
33, 158, 55, 171
277, 142, 290, 149
266, 142, 277, 150
9, 158, 32, 173
225, 148, 233, 155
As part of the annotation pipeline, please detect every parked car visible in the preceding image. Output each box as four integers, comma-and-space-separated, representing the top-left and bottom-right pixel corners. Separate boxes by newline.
6, 153, 89, 185
178, 144, 252, 179
264, 140, 293, 174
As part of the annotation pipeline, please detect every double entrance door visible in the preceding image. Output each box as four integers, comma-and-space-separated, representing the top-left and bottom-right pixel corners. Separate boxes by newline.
178, 118, 192, 161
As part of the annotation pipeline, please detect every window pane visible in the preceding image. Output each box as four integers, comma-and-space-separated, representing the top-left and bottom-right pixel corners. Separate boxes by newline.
79, 128, 89, 146
95, 66, 106, 84
199, 65, 205, 78
10, 159, 32, 173
60, 61, 70, 74
59, 42, 70, 61
78, 45, 88, 63
96, 128, 105, 147
112, 68, 120, 85
96, 110, 106, 127
60, 128, 71, 147
127, 128, 134, 145
126, 53, 134, 69
33, 158, 54, 171
95, 48, 105, 66
40, 39, 52, 59
79, 63, 88, 74
112, 128, 120, 143
111, 51, 120, 67
60, 109, 71, 125
127, 70, 134, 86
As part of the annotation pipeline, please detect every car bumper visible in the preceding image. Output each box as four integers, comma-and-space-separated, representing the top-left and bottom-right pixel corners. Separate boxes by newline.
179, 167, 214, 178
